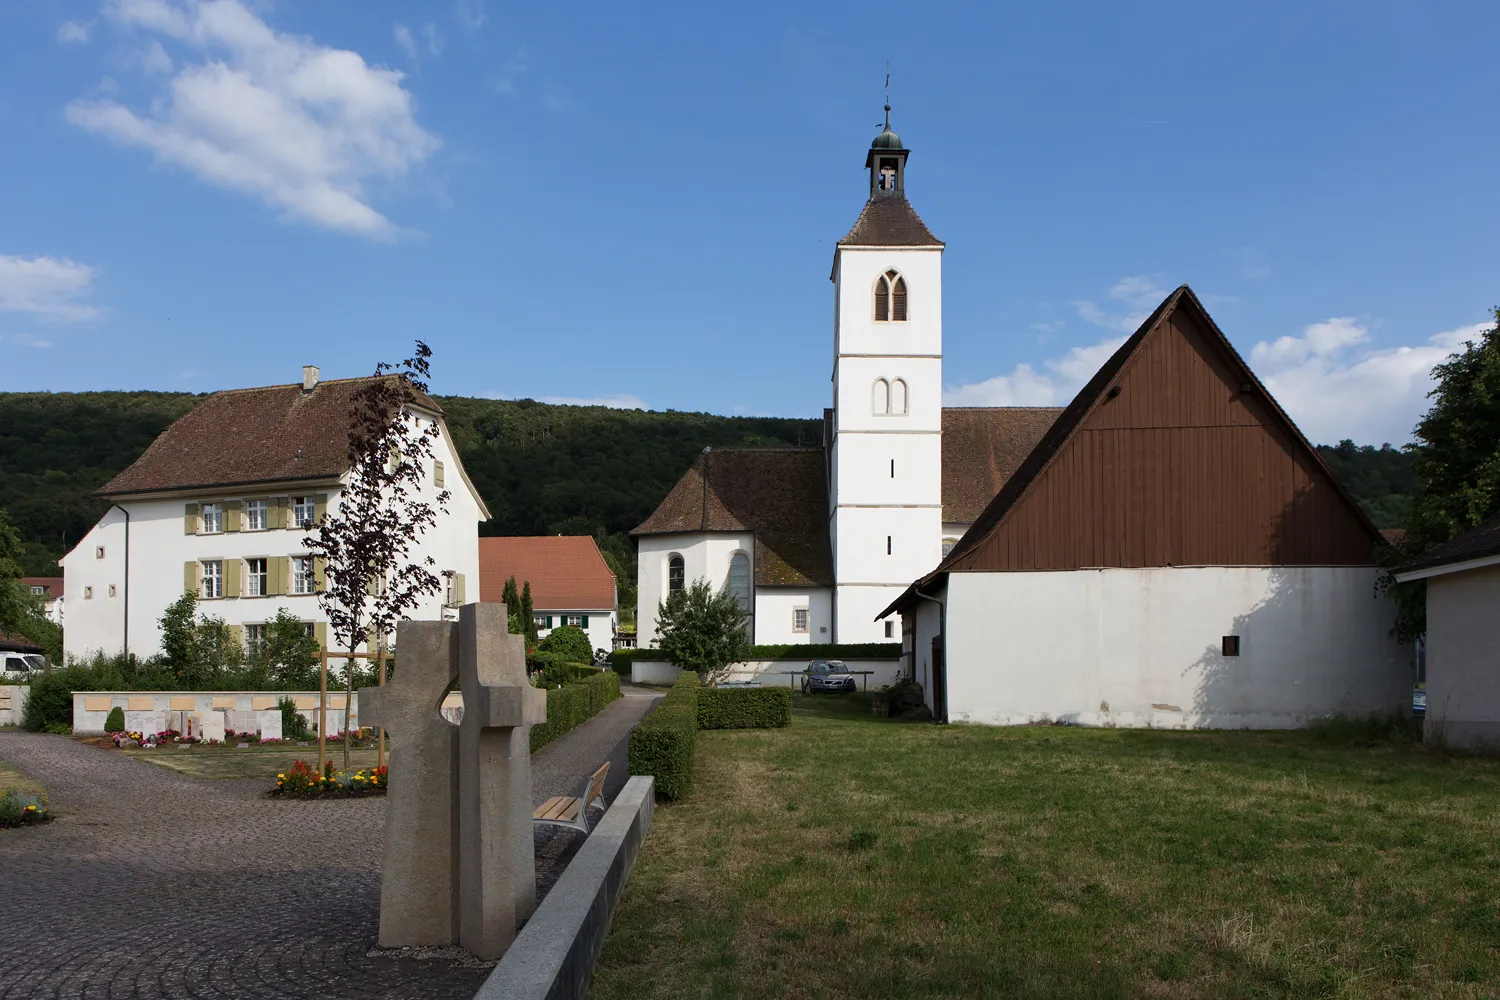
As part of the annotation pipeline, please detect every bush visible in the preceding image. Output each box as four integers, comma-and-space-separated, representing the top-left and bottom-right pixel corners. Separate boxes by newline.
610, 643, 902, 667
697, 686, 792, 730
21, 671, 74, 733
581, 669, 622, 713
629, 705, 697, 801
279, 697, 311, 740
528, 668, 621, 752
0, 789, 49, 827
104, 706, 125, 733
537, 624, 594, 664
660, 671, 701, 711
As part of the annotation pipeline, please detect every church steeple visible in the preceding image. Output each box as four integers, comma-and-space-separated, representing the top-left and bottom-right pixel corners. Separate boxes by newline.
866, 104, 909, 200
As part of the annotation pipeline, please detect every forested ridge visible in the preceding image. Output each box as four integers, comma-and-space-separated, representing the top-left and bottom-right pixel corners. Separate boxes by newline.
0, 392, 1415, 586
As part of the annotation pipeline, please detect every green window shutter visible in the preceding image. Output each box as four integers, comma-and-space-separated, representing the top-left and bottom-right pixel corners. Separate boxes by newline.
224, 499, 242, 532
313, 494, 327, 526
184, 561, 198, 595
434, 460, 445, 488
453, 572, 466, 605
229, 624, 245, 651
546, 616, 553, 628
268, 556, 287, 597
314, 621, 328, 652
224, 560, 241, 599
313, 556, 327, 592
184, 503, 199, 535
268, 498, 286, 530
581, 615, 589, 628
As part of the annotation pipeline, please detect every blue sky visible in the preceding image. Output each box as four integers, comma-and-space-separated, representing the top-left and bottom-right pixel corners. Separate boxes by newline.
2, 1, 1497, 445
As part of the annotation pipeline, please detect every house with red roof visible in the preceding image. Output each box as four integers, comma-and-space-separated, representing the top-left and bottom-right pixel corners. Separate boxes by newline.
478, 536, 618, 656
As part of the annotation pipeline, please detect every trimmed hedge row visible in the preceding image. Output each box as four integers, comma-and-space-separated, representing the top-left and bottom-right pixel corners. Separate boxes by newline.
530, 668, 621, 752
697, 687, 792, 730
608, 643, 901, 672
628, 673, 700, 801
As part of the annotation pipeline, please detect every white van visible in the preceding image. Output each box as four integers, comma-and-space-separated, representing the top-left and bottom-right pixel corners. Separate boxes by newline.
1, 652, 46, 678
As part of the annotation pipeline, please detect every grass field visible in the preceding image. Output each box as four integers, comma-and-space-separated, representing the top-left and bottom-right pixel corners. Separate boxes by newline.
0, 758, 44, 798
121, 744, 382, 781
590, 695, 1500, 1000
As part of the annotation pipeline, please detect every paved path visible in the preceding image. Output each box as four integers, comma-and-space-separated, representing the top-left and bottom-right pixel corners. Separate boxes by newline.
0, 683, 659, 1000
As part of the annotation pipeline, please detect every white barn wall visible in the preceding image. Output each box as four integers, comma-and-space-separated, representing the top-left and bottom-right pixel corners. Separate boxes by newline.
941, 567, 1411, 728
1424, 566, 1500, 749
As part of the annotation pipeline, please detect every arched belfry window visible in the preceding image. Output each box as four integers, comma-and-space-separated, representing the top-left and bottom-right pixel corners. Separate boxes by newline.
872, 378, 890, 415
668, 554, 685, 596
874, 270, 908, 322
728, 553, 751, 611
891, 378, 908, 415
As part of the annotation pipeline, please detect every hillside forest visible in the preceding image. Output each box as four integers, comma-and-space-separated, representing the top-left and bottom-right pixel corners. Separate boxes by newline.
0, 392, 1418, 615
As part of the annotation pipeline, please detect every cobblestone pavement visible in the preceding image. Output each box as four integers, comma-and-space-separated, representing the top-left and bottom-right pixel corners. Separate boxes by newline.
0, 684, 659, 1000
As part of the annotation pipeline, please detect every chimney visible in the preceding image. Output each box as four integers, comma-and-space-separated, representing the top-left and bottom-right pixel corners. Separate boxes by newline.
302, 365, 320, 392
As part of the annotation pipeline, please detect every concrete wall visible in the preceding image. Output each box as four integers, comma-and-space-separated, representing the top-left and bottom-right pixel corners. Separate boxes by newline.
1425, 565, 1500, 750
936, 566, 1410, 728
0, 685, 29, 727
60, 414, 482, 662
70, 690, 371, 734
629, 658, 903, 689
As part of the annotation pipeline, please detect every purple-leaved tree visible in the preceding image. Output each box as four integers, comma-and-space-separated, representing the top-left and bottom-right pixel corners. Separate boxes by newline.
304, 342, 452, 771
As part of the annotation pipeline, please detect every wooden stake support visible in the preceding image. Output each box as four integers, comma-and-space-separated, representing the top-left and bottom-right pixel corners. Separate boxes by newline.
317, 647, 394, 776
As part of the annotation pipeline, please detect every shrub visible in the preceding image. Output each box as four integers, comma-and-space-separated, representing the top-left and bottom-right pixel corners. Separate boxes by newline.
697, 686, 792, 729
271, 759, 387, 798
661, 671, 701, 711
537, 624, 594, 664
531, 683, 593, 752
629, 705, 697, 801
0, 789, 49, 827
278, 697, 311, 740
581, 669, 622, 713
21, 670, 74, 733
610, 643, 902, 668
528, 651, 591, 687
104, 706, 125, 733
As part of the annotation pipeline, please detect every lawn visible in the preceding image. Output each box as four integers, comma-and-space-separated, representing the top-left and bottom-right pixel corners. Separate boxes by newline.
121, 744, 383, 781
590, 695, 1500, 1000
0, 758, 44, 797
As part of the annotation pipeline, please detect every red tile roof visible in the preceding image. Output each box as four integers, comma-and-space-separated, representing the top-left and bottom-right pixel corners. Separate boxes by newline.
478, 536, 617, 611
20, 577, 63, 596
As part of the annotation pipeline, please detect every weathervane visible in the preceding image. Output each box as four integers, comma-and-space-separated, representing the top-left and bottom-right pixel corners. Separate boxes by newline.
880, 61, 891, 130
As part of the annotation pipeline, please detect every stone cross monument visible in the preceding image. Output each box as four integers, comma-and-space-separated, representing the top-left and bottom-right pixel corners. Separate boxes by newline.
361, 603, 545, 958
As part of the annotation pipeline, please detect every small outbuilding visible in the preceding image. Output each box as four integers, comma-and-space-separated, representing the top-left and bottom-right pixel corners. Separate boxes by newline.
881, 286, 1412, 728
1395, 516, 1500, 749
478, 536, 619, 655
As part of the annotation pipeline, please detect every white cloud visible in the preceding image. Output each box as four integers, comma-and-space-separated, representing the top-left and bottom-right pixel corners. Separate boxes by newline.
4, 334, 56, 349
0, 255, 100, 321
1251, 318, 1487, 445
423, 24, 445, 55
454, 0, 486, 33
393, 23, 418, 63
138, 38, 173, 73
59, 19, 94, 43
538, 393, 648, 410
68, 0, 441, 238
1073, 275, 1167, 333
944, 336, 1125, 407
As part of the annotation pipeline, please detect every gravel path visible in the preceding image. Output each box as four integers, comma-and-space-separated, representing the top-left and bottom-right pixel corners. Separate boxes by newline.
0, 683, 659, 1000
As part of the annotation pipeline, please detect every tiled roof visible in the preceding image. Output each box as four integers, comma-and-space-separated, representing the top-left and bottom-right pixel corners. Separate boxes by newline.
838, 197, 944, 247
99, 377, 441, 496
0, 632, 44, 654
632, 448, 833, 587
20, 577, 63, 596
478, 536, 617, 611
1398, 516, 1500, 576
942, 408, 1063, 523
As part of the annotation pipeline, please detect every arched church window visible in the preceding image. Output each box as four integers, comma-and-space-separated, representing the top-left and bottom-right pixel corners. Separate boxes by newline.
891, 378, 908, 415
872, 378, 890, 415
728, 553, 751, 611
668, 555, 685, 596
874, 270, 908, 322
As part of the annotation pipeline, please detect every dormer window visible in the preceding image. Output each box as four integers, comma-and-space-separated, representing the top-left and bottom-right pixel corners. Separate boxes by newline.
874, 270, 907, 322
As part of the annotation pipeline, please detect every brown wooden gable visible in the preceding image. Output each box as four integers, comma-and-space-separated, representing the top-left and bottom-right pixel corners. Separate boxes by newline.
942, 286, 1381, 572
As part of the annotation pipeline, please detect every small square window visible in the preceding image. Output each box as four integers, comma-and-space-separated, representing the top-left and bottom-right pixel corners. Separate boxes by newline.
95, 546, 105, 559
567, 615, 584, 628
884, 620, 895, 639
83, 586, 93, 600
29, 585, 43, 595
793, 607, 809, 633
1222, 635, 1241, 657
108, 584, 117, 598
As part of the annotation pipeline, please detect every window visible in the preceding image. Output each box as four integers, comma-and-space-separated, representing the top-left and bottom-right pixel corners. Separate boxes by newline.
201, 560, 223, 599
874, 270, 908, 322
941, 538, 959, 558
890, 378, 908, 415
245, 623, 265, 655
29, 585, 43, 596
793, 607, 809, 633
1222, 635, 1241, 657
668, 555, 685, 595
887, 535, 893, 555
872, 378, 889, 415
533, 614, 548, 628
201, 503, 223, 534
567, 614, 585, 628
95, 546, 105, 559
84, 586, 93, 600
303, 622, 316, 639
884, 620, 895, 639
890, 458, 895, 478
434, 460, 445, 488
245, 499, 267, 531
292, 496, 315, 529
728, 553, 751, 611
108, 584, 117, 598
292, 557, 316, 595
246, 558, 268, 597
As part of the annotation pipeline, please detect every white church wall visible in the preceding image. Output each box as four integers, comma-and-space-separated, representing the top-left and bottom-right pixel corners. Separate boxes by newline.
831, 432, 943, 508
833, 357, 943, 434
833, 247, 943, 361
637, 530, 756, 646
754, 587, 833, 645
832, 507, 943, 584
837, 584, 919, 646
940, 567, 1412, 729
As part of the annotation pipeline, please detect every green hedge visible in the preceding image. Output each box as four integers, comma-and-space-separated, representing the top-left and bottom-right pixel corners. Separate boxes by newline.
529, 668, 622, 752
629, 704, 697, 801
697, 687, 792, 730
610, 643, 901, 671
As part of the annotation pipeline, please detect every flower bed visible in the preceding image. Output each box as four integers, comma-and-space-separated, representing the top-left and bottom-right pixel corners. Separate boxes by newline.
0, 789, 50, 828
270, 759, 388, 798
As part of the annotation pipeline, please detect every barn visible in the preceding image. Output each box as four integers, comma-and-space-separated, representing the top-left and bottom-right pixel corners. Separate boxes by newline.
880, 285, 1413, 728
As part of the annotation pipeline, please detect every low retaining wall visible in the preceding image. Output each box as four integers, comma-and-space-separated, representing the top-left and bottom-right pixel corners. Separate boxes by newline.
68, 689, 468, 735
477, 775, 655, 1000
0, 685, 29, 727
631, 658, 903, 689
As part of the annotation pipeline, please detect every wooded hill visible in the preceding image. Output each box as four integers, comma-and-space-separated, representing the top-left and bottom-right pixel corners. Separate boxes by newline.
0, 392, 1415, 588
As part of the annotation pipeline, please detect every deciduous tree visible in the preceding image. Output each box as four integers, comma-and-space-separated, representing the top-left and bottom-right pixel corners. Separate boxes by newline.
655, 578, 750, 680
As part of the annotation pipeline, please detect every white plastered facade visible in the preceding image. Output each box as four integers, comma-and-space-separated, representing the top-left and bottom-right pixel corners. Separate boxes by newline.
61, 411, 484, 662
1419, 564, 1500, 750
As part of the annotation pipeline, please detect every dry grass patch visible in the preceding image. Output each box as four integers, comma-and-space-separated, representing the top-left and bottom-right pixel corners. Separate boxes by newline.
0, 758, 44, 797
123, 745, 382, 781
591, 698, 1500, 999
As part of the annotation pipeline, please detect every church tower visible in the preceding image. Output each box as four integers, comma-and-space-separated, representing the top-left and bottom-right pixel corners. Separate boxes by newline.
828, 106, 945, 643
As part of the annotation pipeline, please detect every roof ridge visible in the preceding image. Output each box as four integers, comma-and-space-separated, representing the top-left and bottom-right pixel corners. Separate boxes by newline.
210, 374, 399, 396
942, 406, 1067, 412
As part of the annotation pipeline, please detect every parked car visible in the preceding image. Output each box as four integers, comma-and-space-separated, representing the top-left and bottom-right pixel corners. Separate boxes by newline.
1, 652, 46, 678
802, 659, 856, 694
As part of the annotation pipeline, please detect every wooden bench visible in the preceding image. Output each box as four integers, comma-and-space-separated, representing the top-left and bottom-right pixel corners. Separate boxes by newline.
532, 761, 610, 834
